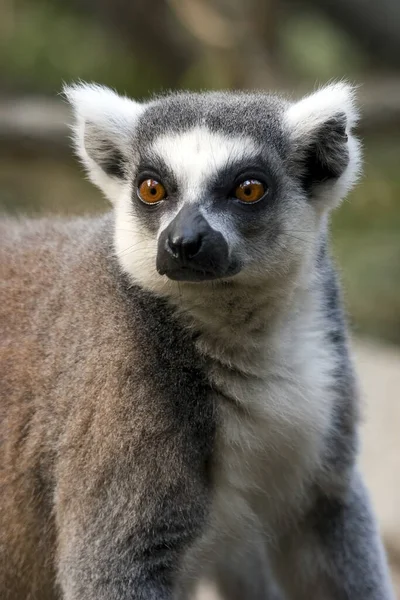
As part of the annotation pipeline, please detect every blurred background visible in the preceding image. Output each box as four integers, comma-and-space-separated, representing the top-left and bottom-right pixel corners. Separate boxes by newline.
1, 0, 399, 594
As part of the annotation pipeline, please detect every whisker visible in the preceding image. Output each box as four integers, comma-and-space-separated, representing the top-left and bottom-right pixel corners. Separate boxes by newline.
279, 233, 314, 246
113, 241, 151, 258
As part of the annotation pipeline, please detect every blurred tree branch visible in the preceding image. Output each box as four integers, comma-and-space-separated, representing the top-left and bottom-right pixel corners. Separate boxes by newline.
62, 0, 283, 89
168, 0, 282, 88
52, 0, 400, 91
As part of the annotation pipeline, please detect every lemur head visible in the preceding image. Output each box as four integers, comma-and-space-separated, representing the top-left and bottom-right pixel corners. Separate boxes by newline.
65, 83, 360, 296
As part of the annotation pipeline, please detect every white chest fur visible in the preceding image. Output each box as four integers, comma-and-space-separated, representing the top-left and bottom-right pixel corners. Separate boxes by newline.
191, 283, 337, 533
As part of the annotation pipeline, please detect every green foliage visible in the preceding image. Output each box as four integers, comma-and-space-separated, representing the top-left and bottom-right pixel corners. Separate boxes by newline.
281, 11, 366, 82
1, 0, 159, 98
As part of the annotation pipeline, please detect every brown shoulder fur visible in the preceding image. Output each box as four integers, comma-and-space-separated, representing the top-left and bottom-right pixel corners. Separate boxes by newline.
0, 214, 214, 600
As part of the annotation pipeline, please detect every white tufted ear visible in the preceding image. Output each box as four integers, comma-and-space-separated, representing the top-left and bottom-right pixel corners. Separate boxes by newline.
285, 82, 362, 207
63, 82, 146, 202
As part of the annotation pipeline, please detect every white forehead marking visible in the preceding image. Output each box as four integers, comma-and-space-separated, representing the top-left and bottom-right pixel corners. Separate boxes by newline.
151, 127, 258, 203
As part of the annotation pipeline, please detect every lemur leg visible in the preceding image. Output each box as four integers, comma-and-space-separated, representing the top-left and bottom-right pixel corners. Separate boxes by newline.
180, 495, 283, 600
272, 469, 395, 600
207, 534, 281, 600
55, 445, 210, 600
55, 485, 208, 600
190, 545, 282, 600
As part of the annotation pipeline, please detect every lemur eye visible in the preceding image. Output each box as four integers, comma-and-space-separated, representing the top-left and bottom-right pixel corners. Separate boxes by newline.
138, 179, 166, 204
235, 180, 266, 203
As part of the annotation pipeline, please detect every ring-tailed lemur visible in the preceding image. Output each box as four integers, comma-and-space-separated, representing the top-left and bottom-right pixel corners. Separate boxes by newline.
0, 82, 395, 600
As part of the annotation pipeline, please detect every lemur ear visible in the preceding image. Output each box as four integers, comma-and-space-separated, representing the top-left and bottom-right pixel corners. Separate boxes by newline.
285, 83, 361, 207
63, 83, 145, 201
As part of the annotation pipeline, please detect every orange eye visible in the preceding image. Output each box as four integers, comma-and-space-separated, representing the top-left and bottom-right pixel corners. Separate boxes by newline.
138, 179, 166, 204
235, 180, 266, 203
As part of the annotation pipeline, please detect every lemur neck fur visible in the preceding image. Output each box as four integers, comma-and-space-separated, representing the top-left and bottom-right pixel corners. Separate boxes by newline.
167, 256, 320, 379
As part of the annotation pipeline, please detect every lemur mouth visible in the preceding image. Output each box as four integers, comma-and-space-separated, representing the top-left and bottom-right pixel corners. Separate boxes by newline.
159, 266, 225, 282
159, 265, 240, 283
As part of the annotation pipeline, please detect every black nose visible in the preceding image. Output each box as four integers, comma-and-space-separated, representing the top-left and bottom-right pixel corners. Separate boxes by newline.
156, 206, 234, 282
167, 231, 203, 261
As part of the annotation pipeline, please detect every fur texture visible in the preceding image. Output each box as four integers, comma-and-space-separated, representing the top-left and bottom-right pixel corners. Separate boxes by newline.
0, 82, 394, 599
0, 217, 214, 599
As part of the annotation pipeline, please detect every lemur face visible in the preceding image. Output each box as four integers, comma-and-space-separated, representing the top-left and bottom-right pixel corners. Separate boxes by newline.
65, 84, 360, 293
133, 124, 291, 284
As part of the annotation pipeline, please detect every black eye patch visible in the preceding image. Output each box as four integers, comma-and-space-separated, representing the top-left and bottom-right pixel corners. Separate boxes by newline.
134, 152, 178, 195
206, 155, 275, 198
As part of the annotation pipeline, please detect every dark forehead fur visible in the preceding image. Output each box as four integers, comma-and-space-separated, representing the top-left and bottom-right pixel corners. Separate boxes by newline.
136, 91, 290, 156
